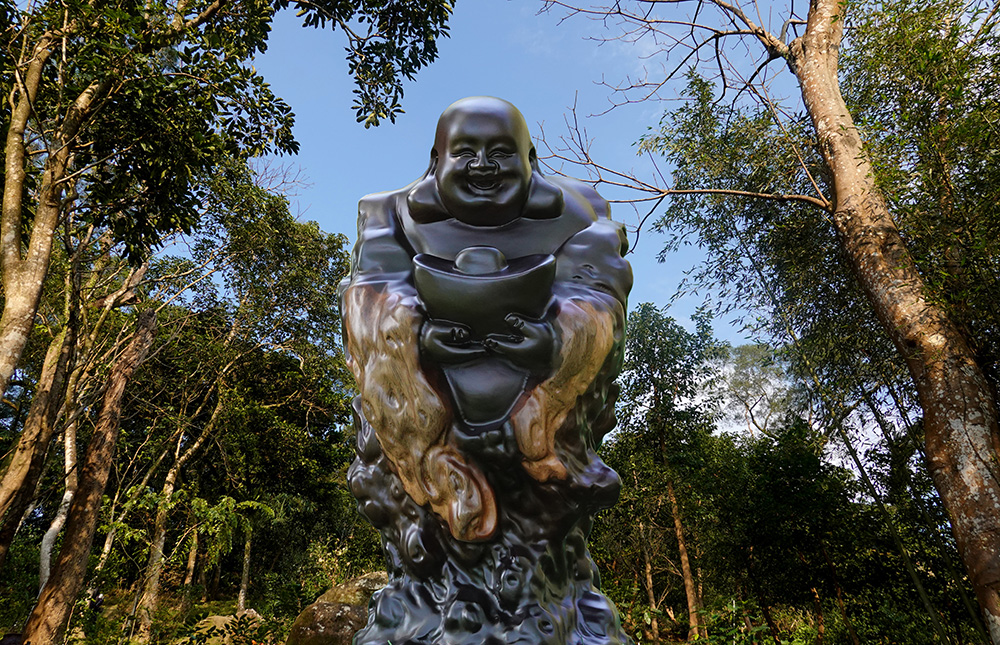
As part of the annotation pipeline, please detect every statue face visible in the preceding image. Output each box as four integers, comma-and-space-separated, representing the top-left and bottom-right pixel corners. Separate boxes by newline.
433, 99, 533, 227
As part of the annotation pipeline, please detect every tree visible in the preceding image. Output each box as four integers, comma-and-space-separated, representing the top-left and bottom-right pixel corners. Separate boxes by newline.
0, 152, 355, 638
721, 344, 809, 436
603, 303, 722, 642
599, 325, 984, 643
121, 160, 350, 640
23, 310, 157, 645
544, 0, 1000, 638
0, 0, 454, 407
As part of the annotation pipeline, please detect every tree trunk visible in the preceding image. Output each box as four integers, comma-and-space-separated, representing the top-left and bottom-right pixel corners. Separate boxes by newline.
667, 479, 701, 641
810, 586, 825, 644
760, 601, 781, 645
786, 2, 1000, 640
38, 419, 79, 593
92, 441, 174, 581
1, 39, 111, 401
0, 325, 75, 567
211, 562, 221, 601
0, 227, 90, 570
638, 520, 660, 644
747, 568, 782, 645
134, 473, 177, 642
821, 543, 859, 645
183, 523, 199, 608
200, 564, 210, 603
21, 311, 156, 645
0, 477, 45, 572
0, 38, 54, 402
238, 531, 251, 612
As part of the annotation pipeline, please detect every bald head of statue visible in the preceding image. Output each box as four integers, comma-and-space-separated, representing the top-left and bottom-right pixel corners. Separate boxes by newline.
407, 97, 563, 227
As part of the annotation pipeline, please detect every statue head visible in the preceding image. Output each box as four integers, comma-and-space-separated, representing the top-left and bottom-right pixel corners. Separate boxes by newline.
408, 97, 563, 226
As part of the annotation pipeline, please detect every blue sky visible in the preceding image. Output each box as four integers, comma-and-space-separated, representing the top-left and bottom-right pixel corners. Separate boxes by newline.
253, 1, 748, 343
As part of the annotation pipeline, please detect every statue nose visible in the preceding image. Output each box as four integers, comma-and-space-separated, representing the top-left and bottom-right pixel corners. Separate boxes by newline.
469, 150, 495, 171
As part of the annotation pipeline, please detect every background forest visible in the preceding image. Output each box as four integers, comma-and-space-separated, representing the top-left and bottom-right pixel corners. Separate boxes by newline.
1, 0, 998, 644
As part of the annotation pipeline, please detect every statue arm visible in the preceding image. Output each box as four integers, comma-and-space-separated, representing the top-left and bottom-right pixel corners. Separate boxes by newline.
347, 192, 418, 290
510, 219, 632, 482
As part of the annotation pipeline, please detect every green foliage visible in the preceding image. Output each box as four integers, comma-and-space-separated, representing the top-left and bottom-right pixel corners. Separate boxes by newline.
0, 526, 42, 631
643, 72, 901, 407
639, 0, 1000, 432
0, 155, 363, 636
273, 0, 456, 127
102, 173, 360, 623
699, 601, 771, 644
700, 420, 847, 606
842, 0, 1000, 386
591, 303, 981, 643
624, 6, 1000, 638
3, 0, 454, 263
594, 304, 722, 639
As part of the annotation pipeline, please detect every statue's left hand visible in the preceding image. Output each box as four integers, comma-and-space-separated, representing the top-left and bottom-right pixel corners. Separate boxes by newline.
484, 314, 558, 373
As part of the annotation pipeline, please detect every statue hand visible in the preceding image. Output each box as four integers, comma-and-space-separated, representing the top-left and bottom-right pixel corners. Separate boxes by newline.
484, 314, 557, 373
420, 319, 488, 364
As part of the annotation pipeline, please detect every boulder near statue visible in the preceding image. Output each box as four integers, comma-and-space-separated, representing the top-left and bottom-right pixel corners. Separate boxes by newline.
340, 97, 634, 645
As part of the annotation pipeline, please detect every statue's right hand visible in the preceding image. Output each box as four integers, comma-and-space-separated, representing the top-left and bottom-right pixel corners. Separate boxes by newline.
420, 319, 488, 364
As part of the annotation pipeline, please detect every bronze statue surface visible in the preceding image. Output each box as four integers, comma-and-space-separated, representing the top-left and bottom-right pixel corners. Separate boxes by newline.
340, 96, 634, 645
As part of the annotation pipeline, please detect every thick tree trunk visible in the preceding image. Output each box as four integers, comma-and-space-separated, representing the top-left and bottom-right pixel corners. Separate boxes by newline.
1, 26, 114, 401
183, 524, 199, 602
787, 1, 1000, 640
22, 311, 156, 645
667, 479, 701, 641
0, 38, 54, 401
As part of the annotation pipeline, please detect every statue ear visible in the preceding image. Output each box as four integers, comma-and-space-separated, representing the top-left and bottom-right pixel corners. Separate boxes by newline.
524, 169, 564, 220
407, 150, 450, 223
529, 146, 542, 173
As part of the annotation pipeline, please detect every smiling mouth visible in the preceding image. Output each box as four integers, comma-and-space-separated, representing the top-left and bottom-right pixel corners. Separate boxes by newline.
467, 176, 501, 192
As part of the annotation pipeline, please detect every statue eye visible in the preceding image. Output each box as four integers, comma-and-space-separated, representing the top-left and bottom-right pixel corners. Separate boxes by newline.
489, 149, 514, 159
453, 148, 476, 158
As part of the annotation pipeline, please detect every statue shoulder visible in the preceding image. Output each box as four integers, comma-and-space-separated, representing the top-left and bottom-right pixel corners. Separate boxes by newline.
356, 187, 410, 232
351, 186, 417, 281
546, 175, 611, 222
556, 217, 633, 307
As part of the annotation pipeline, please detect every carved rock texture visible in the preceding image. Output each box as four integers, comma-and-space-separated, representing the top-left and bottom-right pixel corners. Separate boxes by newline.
348, 429, 628, 643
